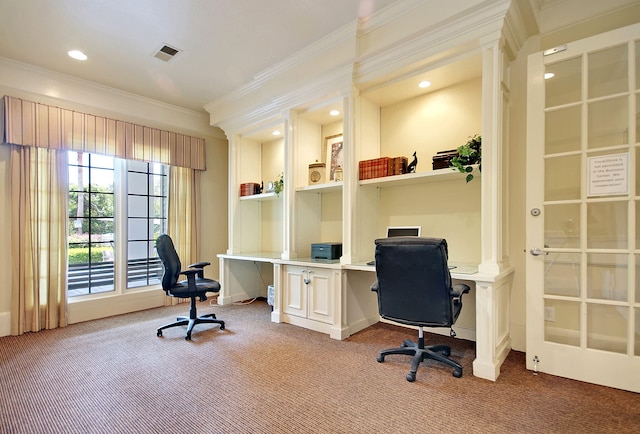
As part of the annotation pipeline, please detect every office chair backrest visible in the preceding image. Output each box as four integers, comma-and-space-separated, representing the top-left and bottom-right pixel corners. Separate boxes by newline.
374, 237, 453, 327
156, 234, 182, 290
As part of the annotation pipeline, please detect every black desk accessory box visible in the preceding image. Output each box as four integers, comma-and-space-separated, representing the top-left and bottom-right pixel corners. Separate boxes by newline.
311, 242, 342, 260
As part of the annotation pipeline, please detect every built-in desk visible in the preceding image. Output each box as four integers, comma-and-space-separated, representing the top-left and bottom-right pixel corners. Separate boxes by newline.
217, 253, 513, 382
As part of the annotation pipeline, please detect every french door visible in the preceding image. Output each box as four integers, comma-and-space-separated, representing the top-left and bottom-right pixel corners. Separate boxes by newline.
526, 23, 640, 392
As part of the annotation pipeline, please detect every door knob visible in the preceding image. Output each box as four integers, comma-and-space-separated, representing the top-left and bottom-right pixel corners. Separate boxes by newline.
530, 247, 548, 256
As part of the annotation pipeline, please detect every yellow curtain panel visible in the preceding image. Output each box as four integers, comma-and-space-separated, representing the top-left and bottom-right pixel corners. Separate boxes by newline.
3, 95, 206, 170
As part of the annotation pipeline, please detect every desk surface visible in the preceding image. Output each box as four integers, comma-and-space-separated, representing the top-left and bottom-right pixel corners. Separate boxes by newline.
219, 253, 479, 278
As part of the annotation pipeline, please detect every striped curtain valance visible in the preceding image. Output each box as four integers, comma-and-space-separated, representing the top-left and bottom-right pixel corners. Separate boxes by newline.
3, 95, 206, 170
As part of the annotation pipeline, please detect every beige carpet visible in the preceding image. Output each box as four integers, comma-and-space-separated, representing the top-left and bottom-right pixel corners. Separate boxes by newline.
0, 300, 637, 434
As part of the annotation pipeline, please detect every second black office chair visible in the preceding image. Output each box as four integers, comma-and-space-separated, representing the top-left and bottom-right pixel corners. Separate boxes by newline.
371, 237, 470, 382
156, 234, 225, 340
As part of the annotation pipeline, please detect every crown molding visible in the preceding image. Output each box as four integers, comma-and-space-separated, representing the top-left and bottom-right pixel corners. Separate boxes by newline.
203, 0, 426, 126
215, 63, 354, 134
354, 0, 511, 86
0, 56, 224, 138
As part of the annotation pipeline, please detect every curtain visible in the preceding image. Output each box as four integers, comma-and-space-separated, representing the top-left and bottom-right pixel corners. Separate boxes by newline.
3, 95, 206, 170
166, 166, 201, 306
10, 145, 68, 335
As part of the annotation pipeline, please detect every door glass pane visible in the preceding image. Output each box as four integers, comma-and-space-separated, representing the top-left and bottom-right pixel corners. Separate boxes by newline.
636, 307, 640, 357
636, 97, 640, 145
545, 155, 581, 201
636, 201, 640, 248
587, 253, 628, 301
636, 41, 640, 90
588, 96, 628, 148
545, 57, 581, 108
545, 106, 581, 154
587, 303, 627, 354
635, 255, 640, 308
588, 45, 628, 99
587, 201, 628, 249
544, 253, 581, 297
544, 300, 580, 346
545, 203, 580, 248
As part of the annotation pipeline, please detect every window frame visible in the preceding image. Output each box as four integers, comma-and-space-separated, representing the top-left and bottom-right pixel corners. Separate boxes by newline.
67, 152, 169, 298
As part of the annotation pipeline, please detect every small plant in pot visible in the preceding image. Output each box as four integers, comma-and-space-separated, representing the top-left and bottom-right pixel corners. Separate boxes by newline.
273, 173, 284, 196
450, 134, 481, 183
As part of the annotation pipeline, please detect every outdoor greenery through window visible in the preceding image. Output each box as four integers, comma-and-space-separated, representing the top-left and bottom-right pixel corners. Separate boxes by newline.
68, 152, 168, 296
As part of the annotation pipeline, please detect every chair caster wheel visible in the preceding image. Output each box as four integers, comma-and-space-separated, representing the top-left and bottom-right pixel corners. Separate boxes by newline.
406, 373, 416, 382
452, 369, 462, 378
376, 355, 385, 363
220, 324, 225, 330
157, 330, 162, 337
185, 334, 191, 341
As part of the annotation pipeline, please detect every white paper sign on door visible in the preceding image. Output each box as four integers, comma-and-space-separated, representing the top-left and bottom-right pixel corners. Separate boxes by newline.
588, 153, 629, 197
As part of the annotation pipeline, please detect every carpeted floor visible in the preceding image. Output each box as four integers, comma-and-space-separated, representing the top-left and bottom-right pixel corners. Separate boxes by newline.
0, 300, 638, 434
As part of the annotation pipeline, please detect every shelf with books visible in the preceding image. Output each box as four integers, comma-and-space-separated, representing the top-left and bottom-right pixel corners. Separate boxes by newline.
359, 166, 479, 188
239, 191, 280, 201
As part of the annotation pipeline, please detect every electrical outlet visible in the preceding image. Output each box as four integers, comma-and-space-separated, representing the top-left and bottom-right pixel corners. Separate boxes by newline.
544, 306, 556, 322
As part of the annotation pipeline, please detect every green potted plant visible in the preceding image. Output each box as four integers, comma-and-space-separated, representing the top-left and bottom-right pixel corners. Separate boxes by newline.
273, 173, 284, 196
450, 134, 481, 183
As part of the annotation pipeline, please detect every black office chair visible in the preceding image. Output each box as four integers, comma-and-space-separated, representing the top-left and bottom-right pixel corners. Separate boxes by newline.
156, 234, 225, 340
370, 237, 470, 382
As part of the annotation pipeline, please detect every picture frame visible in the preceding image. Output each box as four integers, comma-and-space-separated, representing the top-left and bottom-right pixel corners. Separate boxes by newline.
324, 134, 343, 181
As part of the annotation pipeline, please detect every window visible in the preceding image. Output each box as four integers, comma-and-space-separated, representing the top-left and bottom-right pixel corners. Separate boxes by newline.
126, 160, 168, 288
67, 152, 168, 296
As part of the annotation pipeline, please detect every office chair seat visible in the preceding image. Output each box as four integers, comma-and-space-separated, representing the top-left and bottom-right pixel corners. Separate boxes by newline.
371, 236, 470, 382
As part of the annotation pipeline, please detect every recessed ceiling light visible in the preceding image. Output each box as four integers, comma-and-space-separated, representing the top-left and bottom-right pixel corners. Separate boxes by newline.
272, 130, 281, 136
68, 50, 87, 61
329, 110, 340, 116
418, 80, 431, 88
544, 72, 555, 79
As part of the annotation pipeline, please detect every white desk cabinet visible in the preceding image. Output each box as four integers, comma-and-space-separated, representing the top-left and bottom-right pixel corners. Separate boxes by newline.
283, 265, 335, 324
275, 263, 347, 339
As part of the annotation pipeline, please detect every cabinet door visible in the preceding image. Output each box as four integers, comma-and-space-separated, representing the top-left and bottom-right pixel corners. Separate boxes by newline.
283, 266, 307, 318
307, 268, 335, 324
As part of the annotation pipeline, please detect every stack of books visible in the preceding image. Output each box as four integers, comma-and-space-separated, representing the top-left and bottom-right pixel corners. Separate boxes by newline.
240, 182, 261, 196
432, 149, 458, 170
359, 156, 407, 180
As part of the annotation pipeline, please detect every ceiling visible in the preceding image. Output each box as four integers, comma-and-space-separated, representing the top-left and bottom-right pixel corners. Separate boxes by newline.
0, 0, 399, 114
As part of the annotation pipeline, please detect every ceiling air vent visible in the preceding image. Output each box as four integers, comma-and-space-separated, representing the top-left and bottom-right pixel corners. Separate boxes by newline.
154, 44, 182, 62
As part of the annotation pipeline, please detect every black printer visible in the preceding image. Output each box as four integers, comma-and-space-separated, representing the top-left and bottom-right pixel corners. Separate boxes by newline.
311, 242, 342, 260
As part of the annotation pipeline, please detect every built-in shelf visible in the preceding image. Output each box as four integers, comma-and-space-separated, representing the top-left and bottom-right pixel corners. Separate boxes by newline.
295, 182, 343, 193
239, 192, 280, 201
358, 166, 479, 188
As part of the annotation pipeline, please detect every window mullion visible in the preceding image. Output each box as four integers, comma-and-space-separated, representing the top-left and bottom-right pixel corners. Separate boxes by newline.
113, 159, 128, 293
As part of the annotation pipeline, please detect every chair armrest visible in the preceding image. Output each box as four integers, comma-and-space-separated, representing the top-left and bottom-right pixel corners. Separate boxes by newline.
188, 261, 210, 269
187, 261, 210, 279
450, 283, 470, 301
370, 281, 379, 292
179, 268, 202, 289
